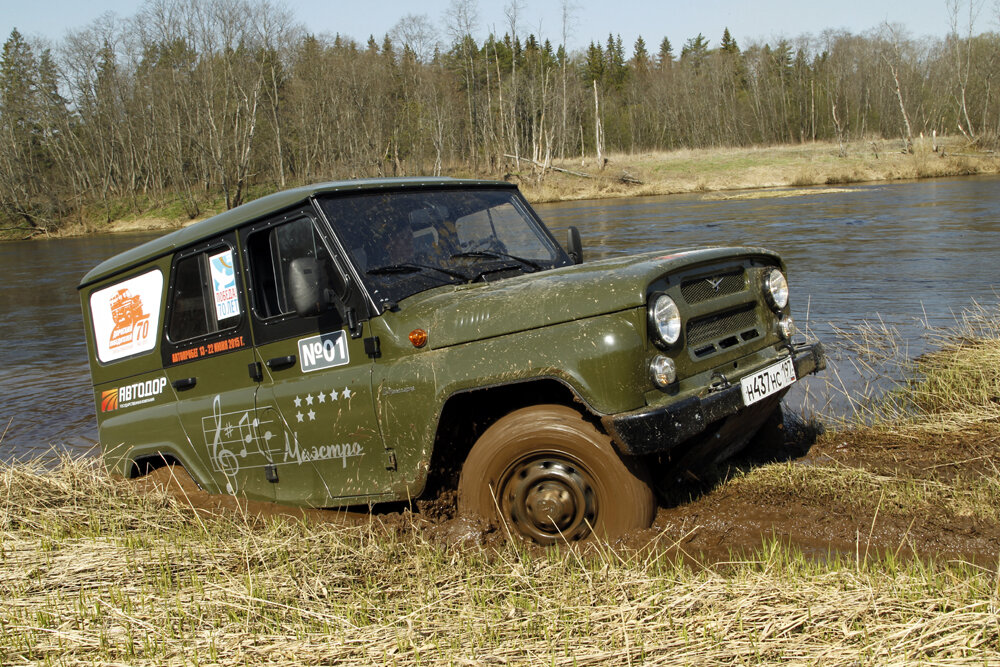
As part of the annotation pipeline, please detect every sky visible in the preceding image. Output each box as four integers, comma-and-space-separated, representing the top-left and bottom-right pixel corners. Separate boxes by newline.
1, 0, 988, 55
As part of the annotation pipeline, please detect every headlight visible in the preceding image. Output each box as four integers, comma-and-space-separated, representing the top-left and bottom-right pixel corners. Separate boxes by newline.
650, 355, 676, 388
649, 295, 681, 345
764, 269, 789, 310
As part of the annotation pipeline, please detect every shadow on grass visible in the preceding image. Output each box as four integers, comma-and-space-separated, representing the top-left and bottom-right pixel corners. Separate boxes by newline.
654, 409, 825, 509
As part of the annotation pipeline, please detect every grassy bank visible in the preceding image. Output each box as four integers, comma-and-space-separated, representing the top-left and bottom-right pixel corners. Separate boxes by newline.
519, 135, 999, 203
28, 136, 999, 239
3, 315, 1000, 663
1, 456, 998, 664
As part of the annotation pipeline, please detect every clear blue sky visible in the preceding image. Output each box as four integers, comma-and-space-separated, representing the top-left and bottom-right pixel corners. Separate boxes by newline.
1, 0, 981, 54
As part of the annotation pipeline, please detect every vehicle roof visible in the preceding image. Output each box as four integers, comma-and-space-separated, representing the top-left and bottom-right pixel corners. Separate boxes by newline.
79, 177, 515, 288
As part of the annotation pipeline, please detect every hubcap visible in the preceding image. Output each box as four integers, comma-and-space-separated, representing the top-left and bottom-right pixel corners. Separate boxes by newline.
500, 456, 597, 543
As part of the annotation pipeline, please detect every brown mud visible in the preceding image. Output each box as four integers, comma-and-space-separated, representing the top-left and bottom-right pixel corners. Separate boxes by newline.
642, 424, 1000, 565
129, 423, 1000, 565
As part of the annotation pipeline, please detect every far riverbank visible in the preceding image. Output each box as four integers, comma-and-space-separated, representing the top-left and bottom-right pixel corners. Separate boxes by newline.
11, 136, 999, 239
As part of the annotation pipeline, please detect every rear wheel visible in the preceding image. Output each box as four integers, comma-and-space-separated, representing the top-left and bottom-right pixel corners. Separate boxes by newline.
458, 405, 656, 544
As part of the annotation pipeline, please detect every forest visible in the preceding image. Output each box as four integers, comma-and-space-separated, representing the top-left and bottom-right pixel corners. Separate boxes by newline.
1, 0, 998, 234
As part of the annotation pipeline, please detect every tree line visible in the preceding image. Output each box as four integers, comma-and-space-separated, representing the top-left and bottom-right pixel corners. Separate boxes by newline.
1, 0, 997, 233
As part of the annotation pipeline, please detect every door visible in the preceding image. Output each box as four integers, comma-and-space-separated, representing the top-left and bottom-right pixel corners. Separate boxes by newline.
241, 210, 394, 507
161, 236, 274, 500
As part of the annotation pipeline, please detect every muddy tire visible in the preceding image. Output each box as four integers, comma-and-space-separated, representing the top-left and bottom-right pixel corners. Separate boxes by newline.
457, 405, 656, 544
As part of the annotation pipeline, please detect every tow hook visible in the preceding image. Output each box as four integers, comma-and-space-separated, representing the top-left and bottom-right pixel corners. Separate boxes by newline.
709, 372, 731, 392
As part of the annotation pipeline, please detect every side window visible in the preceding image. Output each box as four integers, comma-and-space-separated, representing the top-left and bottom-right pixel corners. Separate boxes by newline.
246, 217, 340, 319
167, 247, 241, 342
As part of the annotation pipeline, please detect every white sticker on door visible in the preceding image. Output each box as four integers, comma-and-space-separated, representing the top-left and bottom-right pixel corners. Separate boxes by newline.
90, 270, 163, 363
209, 249, 240, 321
298, 331, 350, 373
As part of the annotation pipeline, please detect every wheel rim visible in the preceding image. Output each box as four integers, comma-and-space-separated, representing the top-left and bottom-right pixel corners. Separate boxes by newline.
498, 454, 598, 543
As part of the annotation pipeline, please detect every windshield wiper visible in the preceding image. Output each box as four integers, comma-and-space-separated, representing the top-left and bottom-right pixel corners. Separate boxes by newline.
450, 250, 542, 271
367, 262, 469, 281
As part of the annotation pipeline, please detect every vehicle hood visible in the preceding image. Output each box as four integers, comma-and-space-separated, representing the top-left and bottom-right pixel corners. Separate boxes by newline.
396, 246, 781, 349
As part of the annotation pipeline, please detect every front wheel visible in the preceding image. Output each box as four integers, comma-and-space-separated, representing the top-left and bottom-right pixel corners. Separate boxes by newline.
457, 405, 656, 544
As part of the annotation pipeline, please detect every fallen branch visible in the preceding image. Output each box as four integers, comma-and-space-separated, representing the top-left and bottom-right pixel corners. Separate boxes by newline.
503, 154, 594, 179
619, 170, 643, 185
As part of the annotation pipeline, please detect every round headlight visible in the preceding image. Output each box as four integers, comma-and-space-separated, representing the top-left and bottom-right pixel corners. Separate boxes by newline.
650, 355, 676, 388
765, 269, 789, 310
650, 295, 681, 345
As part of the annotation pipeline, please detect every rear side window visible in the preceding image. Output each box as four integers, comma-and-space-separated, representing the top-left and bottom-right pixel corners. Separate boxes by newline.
167, 247, 242, 342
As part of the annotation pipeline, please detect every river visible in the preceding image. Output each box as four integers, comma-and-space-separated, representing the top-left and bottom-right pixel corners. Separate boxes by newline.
2, 175, 999, 461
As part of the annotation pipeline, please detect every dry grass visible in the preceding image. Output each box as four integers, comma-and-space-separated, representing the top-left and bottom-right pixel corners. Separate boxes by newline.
2, 452, 999, 664
515, 136, 998, 204
4, 306, 1000, 665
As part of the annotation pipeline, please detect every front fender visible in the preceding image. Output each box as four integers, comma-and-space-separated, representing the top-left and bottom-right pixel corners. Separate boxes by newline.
371, 309, 650, 496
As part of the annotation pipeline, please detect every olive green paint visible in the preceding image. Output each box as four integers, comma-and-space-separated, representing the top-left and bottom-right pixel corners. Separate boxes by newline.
79, 178, 821, 510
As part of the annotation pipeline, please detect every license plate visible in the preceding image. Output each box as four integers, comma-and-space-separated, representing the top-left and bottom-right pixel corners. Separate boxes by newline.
740, 357, 797, 406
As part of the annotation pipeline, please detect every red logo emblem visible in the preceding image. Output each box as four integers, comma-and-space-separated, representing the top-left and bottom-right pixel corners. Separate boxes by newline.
100, 389, 120, 413
108, 288, 151, 352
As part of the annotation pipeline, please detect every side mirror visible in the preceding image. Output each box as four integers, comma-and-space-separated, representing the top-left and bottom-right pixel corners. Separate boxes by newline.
288, 257, 323, 317
566, 226, 583, 265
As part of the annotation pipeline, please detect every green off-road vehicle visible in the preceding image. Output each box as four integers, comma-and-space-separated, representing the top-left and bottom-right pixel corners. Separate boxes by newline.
80, 178, 824, 543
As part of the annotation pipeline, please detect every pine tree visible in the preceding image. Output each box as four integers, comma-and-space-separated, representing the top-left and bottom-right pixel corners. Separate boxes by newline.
583, 41, 604, 82
0, 29, 36, 128
0, 29, 45, 229
632, 36, 650, 75
680, 33, 710, 69
657, 36, 673, 69
720, 28, 739, 55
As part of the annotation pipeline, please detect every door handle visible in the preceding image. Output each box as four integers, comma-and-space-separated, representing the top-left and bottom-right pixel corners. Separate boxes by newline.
266, 355, 297, 370
172, 377, 197, 390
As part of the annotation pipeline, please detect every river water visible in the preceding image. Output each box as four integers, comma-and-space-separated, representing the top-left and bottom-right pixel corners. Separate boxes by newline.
2, 175, 999, 461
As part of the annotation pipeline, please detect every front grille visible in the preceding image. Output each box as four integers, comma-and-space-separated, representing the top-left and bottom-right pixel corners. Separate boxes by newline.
687, 304, 760, 358
680, 269, 745, 304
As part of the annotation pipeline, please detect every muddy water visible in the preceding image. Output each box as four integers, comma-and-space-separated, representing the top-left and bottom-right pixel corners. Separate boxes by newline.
2, 175, 999, 460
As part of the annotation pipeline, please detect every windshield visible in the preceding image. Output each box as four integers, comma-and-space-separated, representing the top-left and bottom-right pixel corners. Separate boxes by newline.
317, 188, 571, 305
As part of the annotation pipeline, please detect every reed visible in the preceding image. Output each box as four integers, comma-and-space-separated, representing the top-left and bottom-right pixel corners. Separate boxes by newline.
830, 300, 1000, 430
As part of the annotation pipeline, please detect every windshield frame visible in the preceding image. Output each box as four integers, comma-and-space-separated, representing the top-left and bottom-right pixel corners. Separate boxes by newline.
313, 185, 572, 309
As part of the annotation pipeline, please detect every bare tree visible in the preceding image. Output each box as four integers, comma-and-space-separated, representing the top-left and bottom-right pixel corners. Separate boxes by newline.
947, 0, 983, 142
880, 22, 915, 150
390, 14, 438, 63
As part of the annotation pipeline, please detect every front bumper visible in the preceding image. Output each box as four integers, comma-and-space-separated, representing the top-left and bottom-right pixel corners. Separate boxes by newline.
604, 341, 825, 456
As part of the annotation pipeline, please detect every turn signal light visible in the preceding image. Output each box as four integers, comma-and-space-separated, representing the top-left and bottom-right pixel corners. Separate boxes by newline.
409, 329, 428, 348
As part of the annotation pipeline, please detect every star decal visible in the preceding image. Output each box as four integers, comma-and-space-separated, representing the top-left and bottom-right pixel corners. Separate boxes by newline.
330, 389, 338, 401
307, 409, 316, 421
296, 411, 304, 423
317, 391, 326, 403
305, 393, 314, 406
342, 387, 352, 400
293, 395, 302, 408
